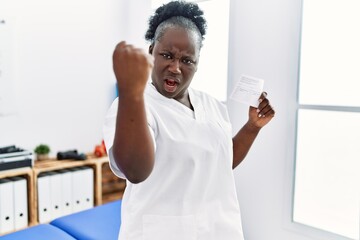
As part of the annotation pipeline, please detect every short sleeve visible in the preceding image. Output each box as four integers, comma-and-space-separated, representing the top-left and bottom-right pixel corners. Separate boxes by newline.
102, 98, 156, 179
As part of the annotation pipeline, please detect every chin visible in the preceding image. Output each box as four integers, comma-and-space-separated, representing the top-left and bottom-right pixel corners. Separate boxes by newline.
161, 90, 177, 98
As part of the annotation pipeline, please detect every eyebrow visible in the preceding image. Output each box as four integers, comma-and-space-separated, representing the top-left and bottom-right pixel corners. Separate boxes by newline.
159, 48, 196, 58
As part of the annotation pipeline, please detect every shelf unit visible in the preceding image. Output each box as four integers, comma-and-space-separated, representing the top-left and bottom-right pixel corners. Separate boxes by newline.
0, 155, 126, 232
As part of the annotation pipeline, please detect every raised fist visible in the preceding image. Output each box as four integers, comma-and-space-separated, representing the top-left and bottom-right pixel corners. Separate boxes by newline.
113, 41, 154, 98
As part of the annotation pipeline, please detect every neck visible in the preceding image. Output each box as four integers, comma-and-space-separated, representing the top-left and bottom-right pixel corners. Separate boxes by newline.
175, 93, 194, 110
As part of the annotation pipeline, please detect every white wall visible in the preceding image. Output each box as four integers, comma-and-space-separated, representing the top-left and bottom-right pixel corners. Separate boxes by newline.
227, 0, 352, 240
0, 0, 151, 155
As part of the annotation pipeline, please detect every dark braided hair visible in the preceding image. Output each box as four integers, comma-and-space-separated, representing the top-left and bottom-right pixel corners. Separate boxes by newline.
145, 1, 207, 47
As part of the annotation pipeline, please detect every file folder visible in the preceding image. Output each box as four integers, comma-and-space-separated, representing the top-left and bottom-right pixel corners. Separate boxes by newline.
71, 167, 94, 213
48, 172, 63, 220
0, 178, 15, 234
57, 169, 73, 216
10, 177, 28, 230
71, 167, 84, 213
80, 166, 94, 210
37, 172, 52, 223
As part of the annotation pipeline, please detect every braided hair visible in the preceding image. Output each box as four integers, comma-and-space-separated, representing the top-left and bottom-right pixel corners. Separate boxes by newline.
145, 1, 207, 47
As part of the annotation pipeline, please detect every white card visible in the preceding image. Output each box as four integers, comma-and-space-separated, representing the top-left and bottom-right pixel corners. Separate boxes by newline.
230, 75, 264, 107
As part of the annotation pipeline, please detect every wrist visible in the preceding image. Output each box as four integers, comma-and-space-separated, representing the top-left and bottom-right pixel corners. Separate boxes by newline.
244, 121, 262, 133
118, 92, 145, 105
118, 87, 145, 101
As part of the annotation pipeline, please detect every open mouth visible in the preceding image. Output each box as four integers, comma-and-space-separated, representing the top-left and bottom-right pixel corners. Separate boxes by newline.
165, 79, 176, 86
164, 79, 178, 93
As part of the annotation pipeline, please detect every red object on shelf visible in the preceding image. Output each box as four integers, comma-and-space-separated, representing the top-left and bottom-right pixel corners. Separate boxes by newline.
94, 140, 107, 157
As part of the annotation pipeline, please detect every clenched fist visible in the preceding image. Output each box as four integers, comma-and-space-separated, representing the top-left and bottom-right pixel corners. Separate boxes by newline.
113, 41, 154, 98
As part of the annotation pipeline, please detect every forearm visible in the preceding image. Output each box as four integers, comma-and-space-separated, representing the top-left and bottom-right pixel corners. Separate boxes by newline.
113, 95, 155, 183
232, 121, 261, 169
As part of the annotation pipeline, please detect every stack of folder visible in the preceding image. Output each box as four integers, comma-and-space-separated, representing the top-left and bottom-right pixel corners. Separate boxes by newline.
37, 167, 94, 223
0, 146, 34, 171
0, 177, 28, 234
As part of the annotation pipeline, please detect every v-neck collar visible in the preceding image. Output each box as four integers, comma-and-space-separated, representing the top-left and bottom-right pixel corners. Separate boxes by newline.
188, 87, 205, 121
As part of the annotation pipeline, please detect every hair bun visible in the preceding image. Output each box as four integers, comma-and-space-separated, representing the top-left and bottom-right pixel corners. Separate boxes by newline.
145, 1, 207, 42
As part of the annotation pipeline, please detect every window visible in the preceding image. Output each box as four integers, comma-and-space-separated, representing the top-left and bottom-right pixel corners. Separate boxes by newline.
293, 1, 360, 239
151, 0, 230, 101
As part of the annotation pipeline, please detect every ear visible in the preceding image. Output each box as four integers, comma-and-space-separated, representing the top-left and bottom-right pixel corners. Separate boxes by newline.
148, 44, 154, 54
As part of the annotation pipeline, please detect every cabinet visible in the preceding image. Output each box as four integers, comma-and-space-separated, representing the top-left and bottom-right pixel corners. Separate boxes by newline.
0, 155, 125, 233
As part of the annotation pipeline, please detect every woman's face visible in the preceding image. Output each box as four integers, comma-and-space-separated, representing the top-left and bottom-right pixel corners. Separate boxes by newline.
150, 26, 200, 102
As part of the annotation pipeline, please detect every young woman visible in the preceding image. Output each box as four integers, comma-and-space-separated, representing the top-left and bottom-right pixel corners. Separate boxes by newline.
103, 1, 275, 239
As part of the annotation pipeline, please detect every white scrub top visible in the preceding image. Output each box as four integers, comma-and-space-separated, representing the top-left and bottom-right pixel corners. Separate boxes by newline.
103, 83, 244, 240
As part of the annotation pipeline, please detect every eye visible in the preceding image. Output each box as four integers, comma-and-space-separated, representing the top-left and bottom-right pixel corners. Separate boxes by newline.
182, 59, 195, 65
160, 53, 172, 59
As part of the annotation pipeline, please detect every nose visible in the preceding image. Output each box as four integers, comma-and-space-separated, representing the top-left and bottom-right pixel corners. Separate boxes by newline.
168, 59, 181, 74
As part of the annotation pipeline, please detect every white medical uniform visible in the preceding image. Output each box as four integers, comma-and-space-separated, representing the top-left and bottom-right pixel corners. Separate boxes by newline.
103, 83, 244, 240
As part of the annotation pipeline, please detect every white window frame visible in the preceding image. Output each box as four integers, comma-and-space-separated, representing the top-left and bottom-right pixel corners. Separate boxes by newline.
291, 1, 360, 240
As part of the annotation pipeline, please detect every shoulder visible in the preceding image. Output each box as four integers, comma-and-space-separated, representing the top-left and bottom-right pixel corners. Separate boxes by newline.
190, 87, 228, 113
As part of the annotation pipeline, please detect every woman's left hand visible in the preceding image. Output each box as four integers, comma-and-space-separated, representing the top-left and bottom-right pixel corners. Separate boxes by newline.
248, 92, 275, 129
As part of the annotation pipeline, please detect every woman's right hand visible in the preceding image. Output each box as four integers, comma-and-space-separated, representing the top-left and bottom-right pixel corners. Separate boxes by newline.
113, 41, 154, 98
